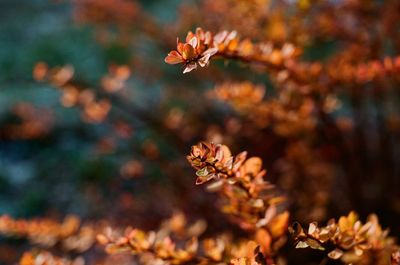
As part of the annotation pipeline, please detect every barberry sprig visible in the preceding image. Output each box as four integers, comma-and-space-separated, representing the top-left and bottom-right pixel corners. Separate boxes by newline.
187, 142, 289, 256
165, 28, 218, 73
165, 27, 299, 74
19, 250, 84, 265
96, 212, 272, 265
290, 211, 399, 264
165, 28, 400, 92
0, 215, 96, 253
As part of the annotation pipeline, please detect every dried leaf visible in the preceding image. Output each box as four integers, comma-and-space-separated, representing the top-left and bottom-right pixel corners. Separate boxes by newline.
295, 241, 309, 249
268, 211, 289, 238
182, 43, 196, 60
243, 157, 263, 176
165, 51, 184, 64
183, 62, 197, 74
308, 222, 318, 235
304, 238, 324, 250
328, 248, 343, 259
196, 167, 210, 177
206, 180, 224, 192
255, 228, 272, 253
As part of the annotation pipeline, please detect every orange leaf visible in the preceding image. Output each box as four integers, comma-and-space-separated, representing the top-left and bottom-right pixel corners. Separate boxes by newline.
182, 44, 197, 60
165, 51, 184, 64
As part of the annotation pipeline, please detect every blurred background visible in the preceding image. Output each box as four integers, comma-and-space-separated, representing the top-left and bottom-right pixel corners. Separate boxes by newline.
1, 0, 400, 264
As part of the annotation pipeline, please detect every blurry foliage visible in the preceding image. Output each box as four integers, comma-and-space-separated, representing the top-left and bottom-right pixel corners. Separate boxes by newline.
0, 0, 400, 264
